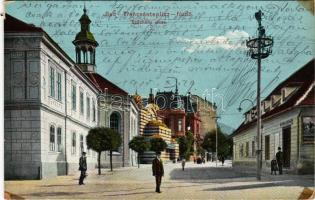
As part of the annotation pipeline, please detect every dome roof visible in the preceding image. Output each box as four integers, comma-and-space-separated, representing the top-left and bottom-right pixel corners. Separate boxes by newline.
73, 6, 98, 46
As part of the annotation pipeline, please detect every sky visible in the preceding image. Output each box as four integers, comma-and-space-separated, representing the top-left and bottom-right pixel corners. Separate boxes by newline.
5, 1, 315, 129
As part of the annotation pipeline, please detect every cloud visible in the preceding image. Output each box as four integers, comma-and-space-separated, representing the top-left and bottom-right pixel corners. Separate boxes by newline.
176, 30, 249, 53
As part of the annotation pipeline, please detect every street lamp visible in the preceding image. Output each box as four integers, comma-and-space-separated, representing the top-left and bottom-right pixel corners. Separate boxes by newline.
246, 10, 273, 181
237, 98, 254, 113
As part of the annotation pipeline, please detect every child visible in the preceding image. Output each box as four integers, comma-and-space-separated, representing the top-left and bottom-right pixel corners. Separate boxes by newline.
271, 157, 278, 175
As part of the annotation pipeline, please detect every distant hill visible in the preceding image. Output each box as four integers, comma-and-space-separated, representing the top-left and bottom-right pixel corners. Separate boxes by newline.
218, 122, 235, 135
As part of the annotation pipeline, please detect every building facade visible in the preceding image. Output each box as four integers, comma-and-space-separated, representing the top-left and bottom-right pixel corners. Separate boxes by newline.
232, 59, 314, 174
72, 7, 139, 168
191, 95, 216, 138
4, 14, 100, 179
135, 94, 179, 163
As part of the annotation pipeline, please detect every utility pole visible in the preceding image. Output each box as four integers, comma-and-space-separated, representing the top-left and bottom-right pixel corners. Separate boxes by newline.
214, 117, 220, 167
246, 10, 273, 180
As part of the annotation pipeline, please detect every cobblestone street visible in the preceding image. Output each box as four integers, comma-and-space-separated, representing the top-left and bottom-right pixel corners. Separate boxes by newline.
5, 161, 314, 199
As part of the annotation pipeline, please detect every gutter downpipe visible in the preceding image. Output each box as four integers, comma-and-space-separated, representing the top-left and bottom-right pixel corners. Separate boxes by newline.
296, 110, 302, 174
64, 71, 68, 175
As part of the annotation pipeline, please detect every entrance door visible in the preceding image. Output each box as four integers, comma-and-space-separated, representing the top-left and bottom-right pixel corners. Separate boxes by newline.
282, 126, 291, 168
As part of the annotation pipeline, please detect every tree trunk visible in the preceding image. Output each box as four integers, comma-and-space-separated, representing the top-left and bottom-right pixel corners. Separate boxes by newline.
110, 150, 113, 171
138, 153, 140, 168
98, 151, 101, 175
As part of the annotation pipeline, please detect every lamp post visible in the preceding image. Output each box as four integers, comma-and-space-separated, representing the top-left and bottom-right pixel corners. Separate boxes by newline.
246, 10, 273, 180
213, 117, 220, 167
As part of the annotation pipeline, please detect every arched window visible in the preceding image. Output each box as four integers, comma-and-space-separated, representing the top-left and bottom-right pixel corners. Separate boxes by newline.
110, 112, 120, 133
72, 132, 76, 155
49, 125, 55, 151
57, 127, 62, 152
80, 134, 84, 153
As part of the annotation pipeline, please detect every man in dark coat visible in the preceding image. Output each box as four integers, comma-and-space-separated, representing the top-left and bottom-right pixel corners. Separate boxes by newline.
276, 147, 283, 175
221, 155, 225, 166
152, 152, 164, 193
79, 152, 87, 185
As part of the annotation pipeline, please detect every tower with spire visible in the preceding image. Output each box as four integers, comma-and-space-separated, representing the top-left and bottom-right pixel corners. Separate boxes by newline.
73, 5, 98, 72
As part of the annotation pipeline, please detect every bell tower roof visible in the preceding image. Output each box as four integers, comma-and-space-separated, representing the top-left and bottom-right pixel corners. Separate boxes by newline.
73, 6, 98, 46
73, 5, 98, 72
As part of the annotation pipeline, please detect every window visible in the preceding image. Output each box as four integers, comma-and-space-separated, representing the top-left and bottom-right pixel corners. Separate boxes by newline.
302, 117, 315, 143
265, 135, 270, 160
252, 141, 255, 157
245, 142, 249, 157
178, 119, 182, 132
57, 127, 62, 152
110, 112, 120, 133
92, 99, 96, 122
86, 96, 90, 120
80, 135, 84, 153
80, 91, 84, 115
49, 125, 55, 151
49, 67, 55, 97
72, 132, 76, 155
281, 89, 286, 101
71, 82, 76, 111
239, 144, 244, 157
86, 136, 90, 155
56, 72, 62, 101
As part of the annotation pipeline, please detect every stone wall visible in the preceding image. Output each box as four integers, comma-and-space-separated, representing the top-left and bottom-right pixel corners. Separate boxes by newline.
4, 109, 41, 180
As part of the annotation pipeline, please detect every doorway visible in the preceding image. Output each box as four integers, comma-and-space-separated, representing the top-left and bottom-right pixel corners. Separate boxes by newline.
282, 126, 291, 168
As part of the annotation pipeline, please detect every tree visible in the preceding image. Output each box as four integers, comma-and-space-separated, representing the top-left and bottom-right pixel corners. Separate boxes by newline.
176, 136, 188, 158
176, 131, 195, 160
129, 136, 150, 168
103, 128, 122, 171
201, 132, 215, 152
185, 131, 195, 160
201, 127, 233, 158
150, 137, 167, 154
86, 127, 108, 175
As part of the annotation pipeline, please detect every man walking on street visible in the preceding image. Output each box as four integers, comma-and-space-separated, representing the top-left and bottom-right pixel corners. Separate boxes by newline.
221, 155, 225, 166
79, 152, 87, 185
181, 158, 186, 171
276, 147, 283, 175
152, 152, 164, 193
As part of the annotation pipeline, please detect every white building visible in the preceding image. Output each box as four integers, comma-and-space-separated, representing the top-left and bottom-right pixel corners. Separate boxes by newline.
4, 14, 100, 179
72, 7, 139, 168
232, 59, 314, 174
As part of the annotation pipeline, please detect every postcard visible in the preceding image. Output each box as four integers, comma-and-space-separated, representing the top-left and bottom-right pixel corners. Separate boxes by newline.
1, 0, 314, 199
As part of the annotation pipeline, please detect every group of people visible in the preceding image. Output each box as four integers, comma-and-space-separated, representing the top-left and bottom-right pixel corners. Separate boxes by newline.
271, 147, 284, 175
77, 148, 284, 193
77, 151, 165, 193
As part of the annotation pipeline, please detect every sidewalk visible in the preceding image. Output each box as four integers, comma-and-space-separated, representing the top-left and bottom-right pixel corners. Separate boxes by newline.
4, 161, 314, 199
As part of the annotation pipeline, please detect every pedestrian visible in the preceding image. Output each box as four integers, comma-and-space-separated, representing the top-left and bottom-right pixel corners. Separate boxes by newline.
152, 152, 164, 193
221, 155, 225, 166
181, 158, 186, 171
193, 156, 196, 164
276, 147, 283, 175
271, 156, 278, 175
78, 152, 87, 185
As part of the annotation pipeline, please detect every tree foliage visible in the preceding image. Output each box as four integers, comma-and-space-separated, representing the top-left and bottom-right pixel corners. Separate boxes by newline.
86, 127, 108, 175
103, 128, 122, 171
176, 131, 194, 160
150, 137, 167, 154
129, 136, 151, 168
87, 127, 122, 173
177, 136, 188, 158
201, 126, 233, 158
